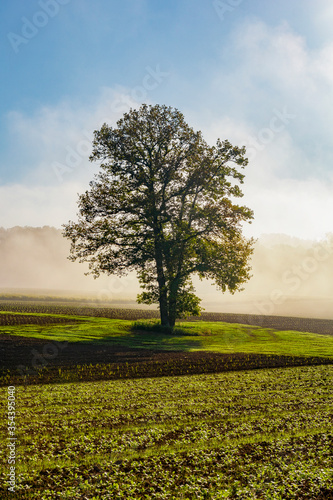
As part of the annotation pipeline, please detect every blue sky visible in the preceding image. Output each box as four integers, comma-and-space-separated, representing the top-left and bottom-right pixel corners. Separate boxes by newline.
1, 0, 333, 239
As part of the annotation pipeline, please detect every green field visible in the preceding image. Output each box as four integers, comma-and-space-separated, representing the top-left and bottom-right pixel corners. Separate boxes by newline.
1, 365, 332, 498
1, 311, 333, 358
1, 306, 333, 498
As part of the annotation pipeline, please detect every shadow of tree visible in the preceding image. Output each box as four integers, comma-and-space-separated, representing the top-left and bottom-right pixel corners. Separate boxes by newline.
80, 330, 204, 352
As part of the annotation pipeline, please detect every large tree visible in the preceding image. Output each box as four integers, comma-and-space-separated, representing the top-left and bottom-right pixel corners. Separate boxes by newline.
63, 104, 255, 328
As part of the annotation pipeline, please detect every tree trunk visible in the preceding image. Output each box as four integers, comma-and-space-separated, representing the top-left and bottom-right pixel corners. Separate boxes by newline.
159, 286, 169, 327
168, 304, 177, 328
154, 237, 170, 327
168, 280, 179, 328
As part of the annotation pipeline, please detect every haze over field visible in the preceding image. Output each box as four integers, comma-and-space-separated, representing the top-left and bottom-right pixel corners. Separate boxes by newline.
1, 226, 332, 319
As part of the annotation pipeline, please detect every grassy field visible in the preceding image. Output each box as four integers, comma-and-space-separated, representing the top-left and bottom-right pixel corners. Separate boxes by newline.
1, 365, 332, 498
1, 311, 333, 358
1, 304, 333, 498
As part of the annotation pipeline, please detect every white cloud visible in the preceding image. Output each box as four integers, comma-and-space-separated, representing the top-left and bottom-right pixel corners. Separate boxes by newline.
6, 87, 136, 187
234, 21, 309, 90
0, 86, 171, 228
242, 177, 333, 240
210, 20, 333, 179
0, 183, 80, 228
230, 19, 333, 94
313, 42, 333, 84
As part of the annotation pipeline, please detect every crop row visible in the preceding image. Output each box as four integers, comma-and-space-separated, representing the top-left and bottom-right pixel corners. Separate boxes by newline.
2, 352, 333, 387
1, 434, 332, 499
0, 302, 160, 320
0, 313, 82, 326
9, 407, 332, 462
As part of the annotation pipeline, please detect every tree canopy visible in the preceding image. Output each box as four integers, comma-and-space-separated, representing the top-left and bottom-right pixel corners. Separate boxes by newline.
63, 104, 255, 327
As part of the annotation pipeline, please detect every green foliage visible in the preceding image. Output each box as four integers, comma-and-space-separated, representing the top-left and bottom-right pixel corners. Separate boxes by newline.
63, 104, 255, 327
137, 279, 203, 319
130, 319, 186, 335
